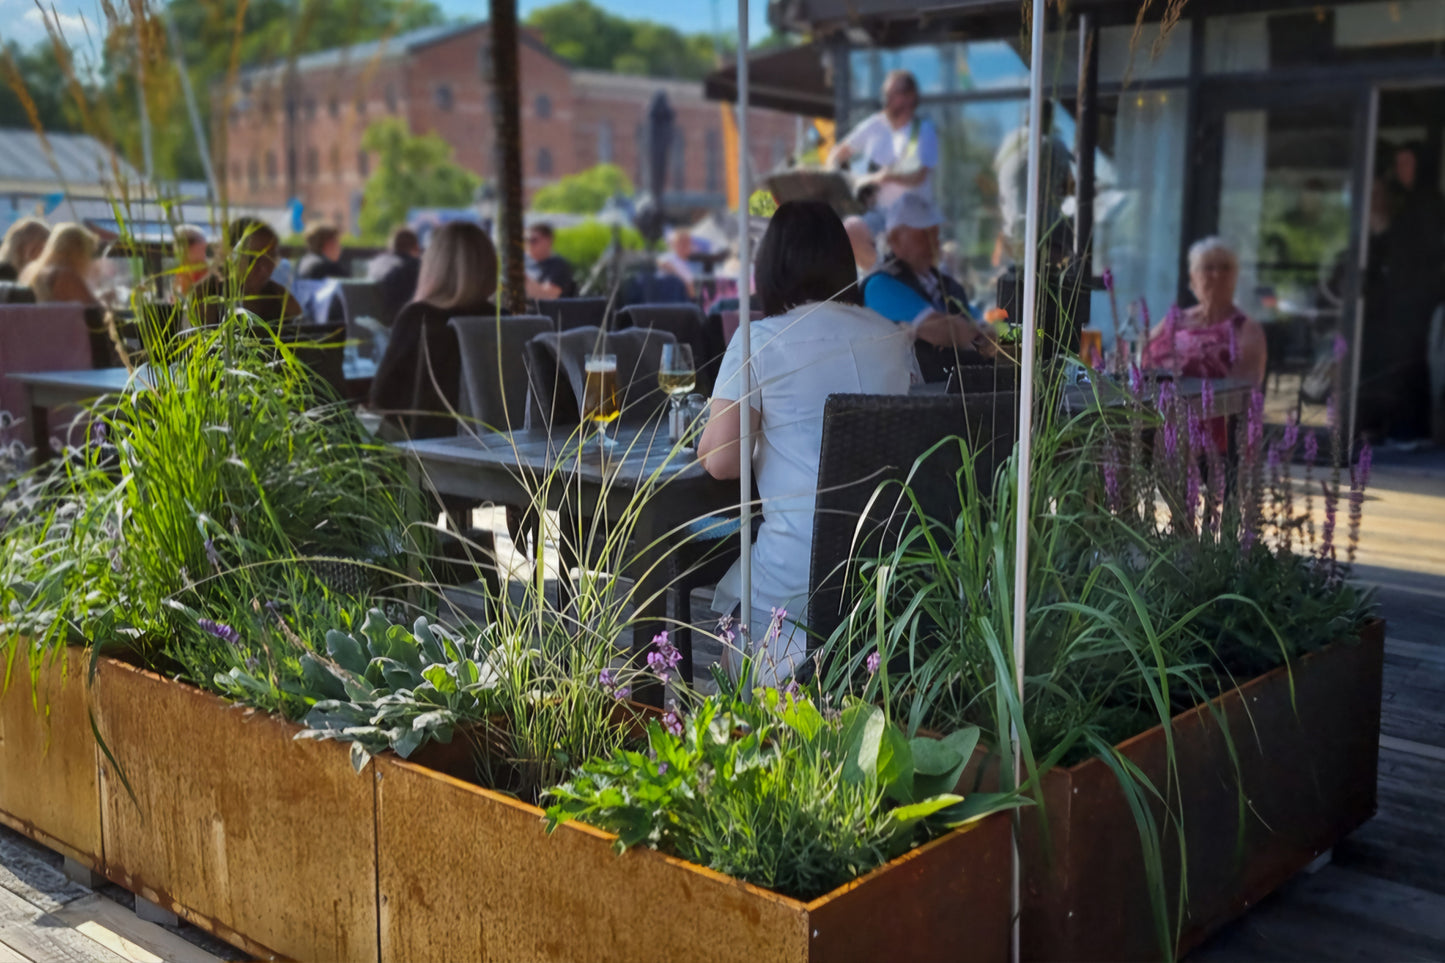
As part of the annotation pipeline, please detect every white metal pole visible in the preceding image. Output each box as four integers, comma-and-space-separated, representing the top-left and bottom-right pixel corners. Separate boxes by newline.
736, 0, 753, 647
1011, 1, 1047, 961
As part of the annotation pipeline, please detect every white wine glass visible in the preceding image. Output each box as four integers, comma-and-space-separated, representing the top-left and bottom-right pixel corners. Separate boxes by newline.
657, 344, 696, 439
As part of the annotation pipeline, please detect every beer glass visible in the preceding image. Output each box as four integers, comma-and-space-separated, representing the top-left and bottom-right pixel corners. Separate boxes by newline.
657, 344, 696, 440
582, 353, 620, 455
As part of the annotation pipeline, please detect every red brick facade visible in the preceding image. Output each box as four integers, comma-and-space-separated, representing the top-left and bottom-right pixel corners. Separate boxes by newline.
216, 23, 799, 233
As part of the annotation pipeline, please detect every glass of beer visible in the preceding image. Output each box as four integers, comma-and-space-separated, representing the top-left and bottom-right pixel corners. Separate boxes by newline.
657, 344, 696, 440
582, 353, 620, 455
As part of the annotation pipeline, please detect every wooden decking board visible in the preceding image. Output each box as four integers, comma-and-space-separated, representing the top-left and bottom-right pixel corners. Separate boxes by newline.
0, 885, 132, 963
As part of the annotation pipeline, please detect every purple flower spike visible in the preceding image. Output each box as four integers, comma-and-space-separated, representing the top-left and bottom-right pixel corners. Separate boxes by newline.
1201, 379, 1215, 416
1247, 389, 1265, 448
1320, 479, 1339, 563
1283, 413, 1300, 451
866, 651, 882, 676
662, 711, 683, 737
1267, 442, 1281, 475
1333, 334, 1349, 363
1163, 419, 1179, 461
1228, 322, 1239, 365
1326, 395, 1338, 431
1101, 268, 1114, 292
1128, 364, 1144, 397
1304, 431, 1319, 467
198, 618, 240, 646
1356, 441, 1373, 489
1103, 450, 1121, 512
1187, 408, 1206, 454
1140, 298, 1152, 331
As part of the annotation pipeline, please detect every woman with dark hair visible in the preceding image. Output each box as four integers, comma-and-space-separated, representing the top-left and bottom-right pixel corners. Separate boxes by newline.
697, 200, 915, 684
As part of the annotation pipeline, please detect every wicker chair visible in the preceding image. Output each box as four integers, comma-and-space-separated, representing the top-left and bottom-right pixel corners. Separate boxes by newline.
807, 391, 1019, 651
615, 304, 713, 395
336, 281, 394, 359
536, 297, 609, 332
449, 315, 553, 431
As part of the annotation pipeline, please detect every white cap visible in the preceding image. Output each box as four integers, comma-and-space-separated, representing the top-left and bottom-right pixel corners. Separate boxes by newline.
885, 193, 943, 233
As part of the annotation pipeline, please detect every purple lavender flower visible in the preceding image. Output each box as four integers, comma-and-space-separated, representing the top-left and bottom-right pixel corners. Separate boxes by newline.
599, 668, 626, 700
866, 651, 881, 676
1320, 478, 1339, 568
647, 632, 683, 682
1201, 379, 1215, 416
1185, 457, 1201, 534
1162, 418, 1179, 461
1247, 389, 1265, 449
783, 679, 801, 701
1326, 395, 1337, 432
662, 711, 683, 738
1187, 407, 1205, 454
1128, 364, 1144, 397
616, 687, 631, 700
1101, 268, 1114, 292
1304, 431, 1319, 468
1157, 379, 1177, 411
1333, 334, 1348, 363
1282, 413, 1300, 451
1266, 442, 1281, 475
1103, 448, 1121, 512
657, 761, 669, 775
715, 614, 736, 646
1355, 441, 1373, 489
198, 618, 240, 646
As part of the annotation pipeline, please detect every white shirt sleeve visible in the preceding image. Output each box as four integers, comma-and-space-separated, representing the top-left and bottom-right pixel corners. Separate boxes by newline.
841, 112, 883, 155
917, 119, 940, 169
712, 331, 761, 413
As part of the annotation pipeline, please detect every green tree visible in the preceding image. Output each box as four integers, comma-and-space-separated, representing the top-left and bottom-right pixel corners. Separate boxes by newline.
0, 42, 78, 133
357, 118, 481, 241
525, 0, 720, 80
531, 163, 634, 215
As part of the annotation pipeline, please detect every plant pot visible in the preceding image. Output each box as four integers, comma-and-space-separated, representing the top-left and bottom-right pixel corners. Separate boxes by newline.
0, 644, 102, 870
375, 753, 1011, 963
92, 656, 379, 963
1021, 621, 1385, 962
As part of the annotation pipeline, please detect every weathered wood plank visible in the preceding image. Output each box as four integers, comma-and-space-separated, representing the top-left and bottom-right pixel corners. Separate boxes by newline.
51, 896, 223, 963
0, 939, 32, 963
0, 885, 131, 963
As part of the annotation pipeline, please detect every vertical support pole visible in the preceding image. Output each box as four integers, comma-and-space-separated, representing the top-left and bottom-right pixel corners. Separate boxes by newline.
736, 0, 752, 646
1074, 12, 1098, 263
1011, 1, 1048, 961
489, 0, 527, 315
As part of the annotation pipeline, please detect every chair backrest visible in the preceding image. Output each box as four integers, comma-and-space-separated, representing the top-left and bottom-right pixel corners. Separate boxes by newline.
336, 281, 393, 358
807, 391, 1019, 648
449, 314, 553, 432
946, 363, 1021, 397
280, 322, 347, 396
0, 304, 93, 448
0, 283, 36, 305
523, 325, 677, 430
615, 303, 710, 393
623, 271, 692, 307
537, 297, 609, 332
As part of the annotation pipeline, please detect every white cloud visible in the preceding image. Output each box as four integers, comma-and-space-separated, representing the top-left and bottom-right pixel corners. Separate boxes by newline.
9, 3, 99, 52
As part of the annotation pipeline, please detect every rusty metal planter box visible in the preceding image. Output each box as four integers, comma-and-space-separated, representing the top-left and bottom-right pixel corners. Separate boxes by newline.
375, 753, 1012, 963
92, 657, 379, 963
0, 645, 102, 870
1021, 621, 1386, 962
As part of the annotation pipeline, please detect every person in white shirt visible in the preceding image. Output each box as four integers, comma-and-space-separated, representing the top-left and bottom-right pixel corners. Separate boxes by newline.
656, 227, 696, 298
697, 200, 915, 685
828, 70, 940, 212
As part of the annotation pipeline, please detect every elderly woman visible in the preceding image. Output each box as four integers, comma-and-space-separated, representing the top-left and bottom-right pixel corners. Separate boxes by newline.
1143, 237, 1267, 386
0, 218, 51, 282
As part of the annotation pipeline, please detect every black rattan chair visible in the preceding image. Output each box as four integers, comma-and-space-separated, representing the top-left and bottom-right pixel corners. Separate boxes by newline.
536, 297, 609, 332
807, 391, 1019, 650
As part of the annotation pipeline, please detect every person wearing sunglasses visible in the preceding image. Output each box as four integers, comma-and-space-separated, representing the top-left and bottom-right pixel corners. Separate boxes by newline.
523, 222, 577, 300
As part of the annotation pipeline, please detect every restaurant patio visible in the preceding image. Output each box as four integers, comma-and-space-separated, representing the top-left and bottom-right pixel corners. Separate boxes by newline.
0, 0, 1441, 961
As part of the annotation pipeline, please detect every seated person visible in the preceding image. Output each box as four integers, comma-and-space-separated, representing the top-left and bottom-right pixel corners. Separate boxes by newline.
366, 227, 422, 324
843, 215, 878, 279
0, 217, 51, 282
697, 200, 915, 686
18, 223, 99, 304
370, 221, 498, 440
862, 194, 995, 383
189, 217, 302, 328
524, 222, 577, 300
173, 225, 210, 297
657, 227, 697, 299
296, 223, 349, 280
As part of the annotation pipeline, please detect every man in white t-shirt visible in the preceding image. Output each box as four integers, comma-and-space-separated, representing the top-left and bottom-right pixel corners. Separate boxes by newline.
828, 70, 939, 212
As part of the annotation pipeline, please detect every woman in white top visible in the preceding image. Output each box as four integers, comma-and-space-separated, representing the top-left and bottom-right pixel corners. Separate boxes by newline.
698, 200, 916, 684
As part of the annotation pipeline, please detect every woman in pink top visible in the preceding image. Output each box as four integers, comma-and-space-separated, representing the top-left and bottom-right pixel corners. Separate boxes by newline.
1142, 237, 1267, 386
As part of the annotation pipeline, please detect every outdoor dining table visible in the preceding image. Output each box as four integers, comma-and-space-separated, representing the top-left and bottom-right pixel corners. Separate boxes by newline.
9, 358, 377, 462
396, 423, 738, 706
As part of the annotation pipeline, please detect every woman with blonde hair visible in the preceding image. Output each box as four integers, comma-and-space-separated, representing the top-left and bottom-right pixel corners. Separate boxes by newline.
370, 221, 499, 438
0, 218, 51, 282
18, 223, 98, 304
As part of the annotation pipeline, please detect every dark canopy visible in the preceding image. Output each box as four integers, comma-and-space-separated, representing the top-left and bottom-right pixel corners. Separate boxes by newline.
703, 43, 835, 119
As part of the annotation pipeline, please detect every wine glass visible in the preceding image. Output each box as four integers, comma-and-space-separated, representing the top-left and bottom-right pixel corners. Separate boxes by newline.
657, 344, 696, 440
582, 353, 620, 456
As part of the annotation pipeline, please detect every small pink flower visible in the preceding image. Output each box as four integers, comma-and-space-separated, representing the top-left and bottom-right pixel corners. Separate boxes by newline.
866, 651, 881, 676
662, 711, 683, 737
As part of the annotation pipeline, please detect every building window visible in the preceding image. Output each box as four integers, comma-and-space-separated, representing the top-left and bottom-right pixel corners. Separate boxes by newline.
264, 151, 277, 183
328, 98, 339, 118
672, 136, 686, 192
330, 145, 340, 178
306, 147, 319, 180
598, 121, 614, 163
537, 147, 553, 176
358, 150, 370, 178
534, 94, 551, 119
435, 84, 454, 111
247, 157, 258, 190
386, 84, 398, 113
705, 128, 722, 193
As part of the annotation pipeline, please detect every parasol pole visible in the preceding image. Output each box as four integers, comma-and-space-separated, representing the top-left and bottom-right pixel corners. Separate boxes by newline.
1011, 0, 1047, 960
735, 0, 753, 649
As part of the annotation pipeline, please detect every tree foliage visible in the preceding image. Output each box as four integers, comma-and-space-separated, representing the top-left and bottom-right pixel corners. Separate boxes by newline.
525, 0, 723, 80
0, 42, 76, 133
357, 118, 480, 242
531, 163, 634, 215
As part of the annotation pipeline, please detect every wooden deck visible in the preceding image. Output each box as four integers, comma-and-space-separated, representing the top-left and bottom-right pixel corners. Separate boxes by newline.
1, 455, 1442, 962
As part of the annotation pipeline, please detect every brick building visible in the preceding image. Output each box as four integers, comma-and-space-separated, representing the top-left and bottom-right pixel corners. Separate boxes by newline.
218, 22, 800, 233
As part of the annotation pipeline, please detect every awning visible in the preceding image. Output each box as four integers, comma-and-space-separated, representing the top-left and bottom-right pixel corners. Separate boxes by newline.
704, 43, 835, 119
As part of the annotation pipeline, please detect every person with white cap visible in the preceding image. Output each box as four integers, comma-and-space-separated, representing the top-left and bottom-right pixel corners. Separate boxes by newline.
862, 193, 995, 382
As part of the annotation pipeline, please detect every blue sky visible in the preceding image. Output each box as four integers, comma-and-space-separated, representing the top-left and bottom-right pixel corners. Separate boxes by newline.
7, 0, 769, 50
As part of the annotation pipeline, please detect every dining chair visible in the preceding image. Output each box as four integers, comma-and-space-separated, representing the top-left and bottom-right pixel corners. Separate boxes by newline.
536, 297, 609, 332
806, 390, 1019, 655
336, 281, 393, 359
0, 303, 92, 449
615, 304, 712, 394
450, 314, 553, 432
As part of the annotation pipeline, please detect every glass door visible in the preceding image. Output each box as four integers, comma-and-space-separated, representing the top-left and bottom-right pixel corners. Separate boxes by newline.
1193, 84, 1371, 435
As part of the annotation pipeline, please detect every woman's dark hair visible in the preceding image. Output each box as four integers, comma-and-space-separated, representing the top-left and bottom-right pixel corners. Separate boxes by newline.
754, 200, 863, 317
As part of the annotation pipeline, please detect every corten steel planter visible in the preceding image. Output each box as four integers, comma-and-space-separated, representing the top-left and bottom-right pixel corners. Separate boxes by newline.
375, 753, 1012, 963
0, 645, 102, 870
1020, 621, 1385, 962
92, 657, 379, 963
